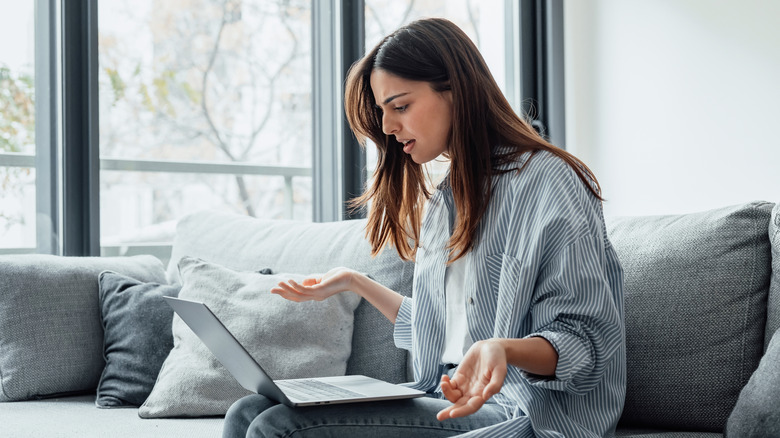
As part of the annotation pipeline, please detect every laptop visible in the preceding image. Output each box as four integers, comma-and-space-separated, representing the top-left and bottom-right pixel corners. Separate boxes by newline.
163, 296, 425, 407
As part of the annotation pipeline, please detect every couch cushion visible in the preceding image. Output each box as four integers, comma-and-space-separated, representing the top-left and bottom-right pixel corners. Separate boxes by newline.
167, 211, 415, 384
726, 327, 780, 437
616, 430, 721, 438
139, 257, 361, 418
96, 271, 180, 407
607, 201, 773, 432
2, 394, 223, 437
0, 255, 167, 402
766, 203, 780, 352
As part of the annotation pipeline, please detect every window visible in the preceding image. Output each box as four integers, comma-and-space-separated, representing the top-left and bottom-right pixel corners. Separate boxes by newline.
97, 0, 313, 259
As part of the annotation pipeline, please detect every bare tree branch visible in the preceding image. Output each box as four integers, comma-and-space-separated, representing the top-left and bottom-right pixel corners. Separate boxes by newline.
243, 4, 300, 161
201, 3, 235, 161
201, 2, 263, 216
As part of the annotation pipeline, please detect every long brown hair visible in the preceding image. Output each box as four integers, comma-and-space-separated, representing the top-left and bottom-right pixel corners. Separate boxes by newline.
345, 18, 601, 262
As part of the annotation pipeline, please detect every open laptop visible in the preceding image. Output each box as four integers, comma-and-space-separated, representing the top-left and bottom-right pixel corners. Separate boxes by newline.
163, 296, 425, 407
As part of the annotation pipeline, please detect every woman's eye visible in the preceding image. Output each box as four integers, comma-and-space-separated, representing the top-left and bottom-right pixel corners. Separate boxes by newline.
394, 105, 408, 112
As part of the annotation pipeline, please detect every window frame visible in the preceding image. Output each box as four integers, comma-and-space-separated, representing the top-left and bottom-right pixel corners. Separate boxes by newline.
518, 0, 566, 147
60, 0, 100, 256
34, 0, 60, 255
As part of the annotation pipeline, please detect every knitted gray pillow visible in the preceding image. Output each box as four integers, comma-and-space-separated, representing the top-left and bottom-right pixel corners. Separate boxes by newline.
138, 257, 362, 418
725, 328, 780, 437
607, 201, 773, 431
0, 255, 167, 401
167, 211, 415, 384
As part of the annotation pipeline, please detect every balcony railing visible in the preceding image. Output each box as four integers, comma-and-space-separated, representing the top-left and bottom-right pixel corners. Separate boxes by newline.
0, 152, 311, 257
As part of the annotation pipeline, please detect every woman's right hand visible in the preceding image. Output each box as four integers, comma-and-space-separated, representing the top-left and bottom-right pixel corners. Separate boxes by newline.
270, 267, 357, 302
273, 267, 404, 324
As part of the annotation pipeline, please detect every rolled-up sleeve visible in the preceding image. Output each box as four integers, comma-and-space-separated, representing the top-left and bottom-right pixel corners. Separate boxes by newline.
393, 296, 414, 351
521, 234, 624, 395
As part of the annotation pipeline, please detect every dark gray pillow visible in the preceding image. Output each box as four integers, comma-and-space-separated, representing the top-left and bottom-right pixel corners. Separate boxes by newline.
96, 271, 181, 408
608, 201, 773, 431
726, 328, 780, 437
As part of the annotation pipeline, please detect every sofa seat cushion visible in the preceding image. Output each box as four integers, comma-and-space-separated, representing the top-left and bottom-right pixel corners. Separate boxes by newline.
616, 429, 722, 438
0, 255, 167, 402
607, 201, 773, 432
1, 395, 223, 437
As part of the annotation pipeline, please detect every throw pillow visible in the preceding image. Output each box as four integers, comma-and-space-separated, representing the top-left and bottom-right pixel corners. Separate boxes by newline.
608, 201, 773, 431
95, 271, 181, 408
138, 257, 362, 418
725, 328, 780, 437
167, 211, 415, 385
0, 255, 167, 402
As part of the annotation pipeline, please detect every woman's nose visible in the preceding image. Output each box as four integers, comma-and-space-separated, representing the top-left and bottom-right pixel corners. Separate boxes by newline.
382, 112, 399, 135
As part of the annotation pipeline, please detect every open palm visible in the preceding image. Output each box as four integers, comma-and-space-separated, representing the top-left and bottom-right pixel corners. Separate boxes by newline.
437, 340, 508, 420
270, 267, 355, 302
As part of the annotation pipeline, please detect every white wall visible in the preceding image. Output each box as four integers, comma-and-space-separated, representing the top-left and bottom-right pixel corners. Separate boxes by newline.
564, 0, 780, 217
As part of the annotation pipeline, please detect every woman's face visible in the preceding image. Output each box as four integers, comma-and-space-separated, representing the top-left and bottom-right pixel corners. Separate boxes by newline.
369, 69, 453, 164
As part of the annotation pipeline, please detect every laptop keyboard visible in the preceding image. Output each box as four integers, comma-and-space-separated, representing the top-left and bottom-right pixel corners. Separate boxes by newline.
277, 379, 364, 401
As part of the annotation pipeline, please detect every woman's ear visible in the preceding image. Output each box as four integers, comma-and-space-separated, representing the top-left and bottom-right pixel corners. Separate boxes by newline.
442, 88, 454, 105
434, 82, 453, 105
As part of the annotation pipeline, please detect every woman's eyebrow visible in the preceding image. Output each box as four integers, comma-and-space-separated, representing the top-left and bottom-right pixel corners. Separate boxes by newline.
382, 92, 410, 105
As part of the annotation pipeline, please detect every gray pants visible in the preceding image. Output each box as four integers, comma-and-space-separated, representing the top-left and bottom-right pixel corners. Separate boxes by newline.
222, 393, 508, 438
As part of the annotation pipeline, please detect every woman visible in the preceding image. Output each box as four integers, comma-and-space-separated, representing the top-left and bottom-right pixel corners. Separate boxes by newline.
224, 18, 625, 438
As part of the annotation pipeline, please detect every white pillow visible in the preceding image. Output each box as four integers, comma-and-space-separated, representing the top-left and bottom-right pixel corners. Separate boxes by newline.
139, 257, 362, 418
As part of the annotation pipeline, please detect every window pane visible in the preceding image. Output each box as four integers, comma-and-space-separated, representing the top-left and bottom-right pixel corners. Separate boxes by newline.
0, 2, 36, 252
98, 0, 312, 254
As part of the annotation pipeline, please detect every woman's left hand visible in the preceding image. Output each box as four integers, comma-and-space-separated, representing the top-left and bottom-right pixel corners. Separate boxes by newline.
436, 339, 508, 420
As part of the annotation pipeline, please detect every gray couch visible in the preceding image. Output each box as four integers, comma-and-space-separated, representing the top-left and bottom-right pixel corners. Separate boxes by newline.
2, 201, 778, 437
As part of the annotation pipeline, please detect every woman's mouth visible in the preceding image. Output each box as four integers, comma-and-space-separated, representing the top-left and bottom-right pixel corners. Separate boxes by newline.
402, 139, 415, 153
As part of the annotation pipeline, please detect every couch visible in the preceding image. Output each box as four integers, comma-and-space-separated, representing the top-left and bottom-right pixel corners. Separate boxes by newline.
1, 200, 778, 438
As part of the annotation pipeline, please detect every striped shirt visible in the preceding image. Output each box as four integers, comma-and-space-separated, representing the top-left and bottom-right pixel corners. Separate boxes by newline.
393, 150, 626, 437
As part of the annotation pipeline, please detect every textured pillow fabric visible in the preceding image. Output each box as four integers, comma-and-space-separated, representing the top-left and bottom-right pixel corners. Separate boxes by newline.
607, 201, 773, 431
96, 271, 181, 408
765, 202, 780, 352
726, 328, 780, 437
139, 257, 362, 418
167, 211, 415, 384
0, 255, 167, 402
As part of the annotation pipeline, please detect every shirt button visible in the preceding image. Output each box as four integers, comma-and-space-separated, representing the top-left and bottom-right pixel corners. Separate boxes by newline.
468, 297, 475, 305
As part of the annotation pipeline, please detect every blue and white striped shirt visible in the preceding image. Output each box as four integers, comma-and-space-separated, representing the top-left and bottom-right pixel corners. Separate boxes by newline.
394, 150, 626, 437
